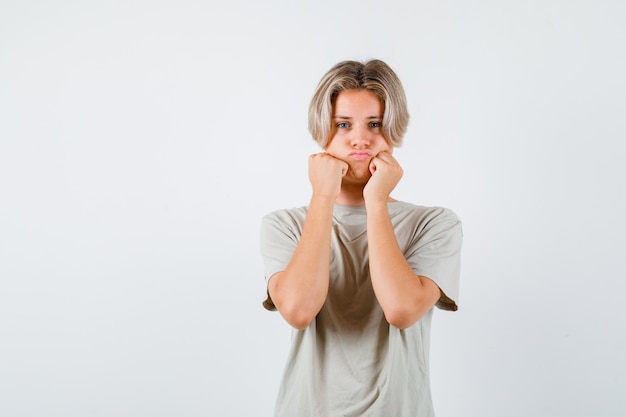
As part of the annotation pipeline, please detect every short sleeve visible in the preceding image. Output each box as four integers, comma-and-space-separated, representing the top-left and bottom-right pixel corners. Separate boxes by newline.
404, 208, 463, 311
259, 209, 306, 311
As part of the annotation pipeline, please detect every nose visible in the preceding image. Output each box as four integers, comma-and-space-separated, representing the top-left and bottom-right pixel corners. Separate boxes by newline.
350, 124, 371, 149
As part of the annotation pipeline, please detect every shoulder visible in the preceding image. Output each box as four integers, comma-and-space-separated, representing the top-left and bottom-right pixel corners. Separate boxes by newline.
262, 206, 309, 224
389, 201, 461, 226
388, 202, 463, 251
261, 206, 309, 236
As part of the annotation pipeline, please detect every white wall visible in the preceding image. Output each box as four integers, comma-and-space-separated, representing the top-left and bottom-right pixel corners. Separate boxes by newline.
1, 1, 624, 416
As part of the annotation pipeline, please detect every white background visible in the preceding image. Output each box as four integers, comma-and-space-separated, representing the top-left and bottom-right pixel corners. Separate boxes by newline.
1, 1, 625, 416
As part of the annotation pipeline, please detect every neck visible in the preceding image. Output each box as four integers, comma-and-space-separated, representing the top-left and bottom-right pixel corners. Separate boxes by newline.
335, 183, 365, 206
334, 184, 397, 206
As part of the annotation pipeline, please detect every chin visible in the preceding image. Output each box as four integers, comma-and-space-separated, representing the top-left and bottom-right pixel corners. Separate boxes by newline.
346, 170, 372, 185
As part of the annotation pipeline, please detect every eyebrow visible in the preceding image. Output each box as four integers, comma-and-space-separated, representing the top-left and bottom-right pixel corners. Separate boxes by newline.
333, 115, 382, 119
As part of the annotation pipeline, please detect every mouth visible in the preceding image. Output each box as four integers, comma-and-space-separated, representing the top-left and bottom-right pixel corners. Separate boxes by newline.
349, 151, 372, 161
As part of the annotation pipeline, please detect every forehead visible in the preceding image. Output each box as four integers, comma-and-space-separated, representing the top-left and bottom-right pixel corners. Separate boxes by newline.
333, 89, 383, 116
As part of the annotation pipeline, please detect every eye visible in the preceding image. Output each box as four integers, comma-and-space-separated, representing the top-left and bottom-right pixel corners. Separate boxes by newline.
337, 122, 349, 129
369, 121, 381, 128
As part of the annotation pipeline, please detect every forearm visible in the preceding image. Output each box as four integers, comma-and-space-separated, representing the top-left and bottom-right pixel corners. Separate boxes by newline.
269, 194, 335, 329
366, 201, 440, 328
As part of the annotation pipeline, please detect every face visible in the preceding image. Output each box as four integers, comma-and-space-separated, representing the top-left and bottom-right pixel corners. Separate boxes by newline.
325, 89, 391, 185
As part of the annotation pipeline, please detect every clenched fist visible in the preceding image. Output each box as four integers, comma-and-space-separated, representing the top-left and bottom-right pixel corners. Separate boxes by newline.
308, 153, 349, 200
363, 151, 403, 203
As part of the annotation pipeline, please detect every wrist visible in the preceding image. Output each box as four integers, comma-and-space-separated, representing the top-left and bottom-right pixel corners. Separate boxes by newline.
310, 192, 337, 208
364, 197, 388, 212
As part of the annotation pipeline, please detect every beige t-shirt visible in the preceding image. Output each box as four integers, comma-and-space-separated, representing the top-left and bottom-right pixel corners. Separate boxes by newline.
261, 202, 462, 417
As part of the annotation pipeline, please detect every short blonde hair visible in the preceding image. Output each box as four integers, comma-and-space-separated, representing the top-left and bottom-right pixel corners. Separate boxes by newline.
308, 59, 410, 148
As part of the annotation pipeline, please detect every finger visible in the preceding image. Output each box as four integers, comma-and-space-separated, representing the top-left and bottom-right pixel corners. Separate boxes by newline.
340, 161, 349, 176
369, 158, 377, 175
374, 151, 394, 163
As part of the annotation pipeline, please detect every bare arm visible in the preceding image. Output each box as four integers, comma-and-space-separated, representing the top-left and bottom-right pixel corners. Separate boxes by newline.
364, 152, 441, 329
268, 153, 347, 329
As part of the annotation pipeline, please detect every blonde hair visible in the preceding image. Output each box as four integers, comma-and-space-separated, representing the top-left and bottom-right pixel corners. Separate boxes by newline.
308, 59, 410, 148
